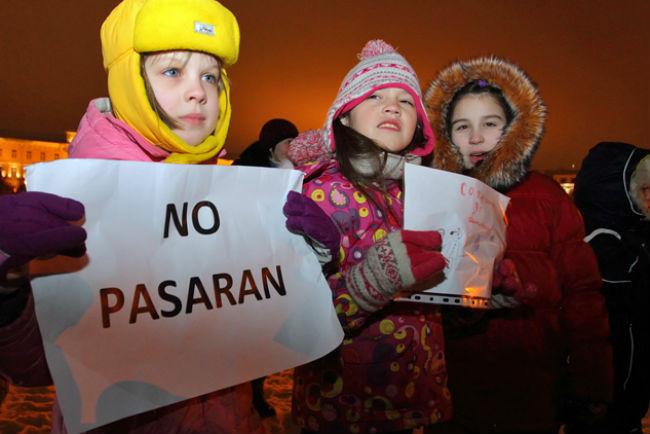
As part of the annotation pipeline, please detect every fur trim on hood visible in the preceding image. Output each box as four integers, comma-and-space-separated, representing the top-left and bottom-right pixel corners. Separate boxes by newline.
424, 57, 546, 191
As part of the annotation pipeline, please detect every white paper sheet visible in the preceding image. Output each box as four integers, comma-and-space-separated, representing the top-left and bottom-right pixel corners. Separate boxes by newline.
25, 159, 343, 433
398, 164, 510, 308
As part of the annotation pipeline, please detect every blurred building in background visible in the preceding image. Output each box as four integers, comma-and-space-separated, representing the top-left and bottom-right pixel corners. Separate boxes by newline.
0, 133, 72, 193
2, 133, 575, 195
0, 132, 235, 194
546, 168, 578, 197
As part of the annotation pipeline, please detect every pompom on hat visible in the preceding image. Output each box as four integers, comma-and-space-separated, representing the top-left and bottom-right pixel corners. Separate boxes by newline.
101, 0, 240, 164
289, 40, 434, 166
288, 129, 329, 166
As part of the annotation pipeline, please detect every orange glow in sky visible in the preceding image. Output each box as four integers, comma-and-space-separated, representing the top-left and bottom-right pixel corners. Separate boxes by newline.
0, 0, 647, 172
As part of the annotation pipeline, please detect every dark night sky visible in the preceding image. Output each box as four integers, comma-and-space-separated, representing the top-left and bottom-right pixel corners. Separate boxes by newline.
0, 0, 648, 171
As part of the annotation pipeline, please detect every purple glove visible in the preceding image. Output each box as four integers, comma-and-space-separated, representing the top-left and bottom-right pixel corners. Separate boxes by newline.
0, 192, 87, 273
283, 191, 340, 270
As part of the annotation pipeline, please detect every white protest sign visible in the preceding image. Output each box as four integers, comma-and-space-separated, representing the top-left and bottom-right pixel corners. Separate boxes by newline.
398, 163, 510, 308
25, 159, 343, 434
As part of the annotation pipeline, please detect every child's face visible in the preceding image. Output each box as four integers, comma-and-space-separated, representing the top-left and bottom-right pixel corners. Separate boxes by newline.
144, 51, 221, 147
342, 87, 418, 153
271, 138, 292, 163
450, 93, 507, 169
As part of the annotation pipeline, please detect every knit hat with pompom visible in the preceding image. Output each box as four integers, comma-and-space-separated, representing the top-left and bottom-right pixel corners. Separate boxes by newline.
288, 39, 434, 166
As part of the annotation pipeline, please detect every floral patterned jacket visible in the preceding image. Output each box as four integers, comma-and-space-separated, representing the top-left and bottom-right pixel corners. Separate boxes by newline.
291, 158, 452, 433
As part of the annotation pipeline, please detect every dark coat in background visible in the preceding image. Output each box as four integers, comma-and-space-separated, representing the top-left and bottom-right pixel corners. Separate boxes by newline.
574, 141, 650, 434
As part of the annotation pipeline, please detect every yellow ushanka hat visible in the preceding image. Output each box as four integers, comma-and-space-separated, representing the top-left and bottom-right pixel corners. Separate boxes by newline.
101, 0, 240, 163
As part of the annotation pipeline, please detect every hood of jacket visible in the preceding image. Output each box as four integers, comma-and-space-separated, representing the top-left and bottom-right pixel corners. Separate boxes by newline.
424, 57, 546, 191
574, 141, 649, 229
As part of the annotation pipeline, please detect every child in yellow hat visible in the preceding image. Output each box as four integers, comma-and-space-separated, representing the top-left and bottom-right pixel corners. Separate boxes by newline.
0, 0, 264, 433
68, 0, 239, 164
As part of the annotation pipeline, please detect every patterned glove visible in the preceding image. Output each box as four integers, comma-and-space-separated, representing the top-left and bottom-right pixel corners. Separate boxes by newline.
489, 258, 538, 308
346, 230, 446, 312
0, 192, 87, 275
283, 191, 340, 270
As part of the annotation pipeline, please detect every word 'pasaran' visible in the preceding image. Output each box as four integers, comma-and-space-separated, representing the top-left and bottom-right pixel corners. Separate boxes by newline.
100, 266, 286, 328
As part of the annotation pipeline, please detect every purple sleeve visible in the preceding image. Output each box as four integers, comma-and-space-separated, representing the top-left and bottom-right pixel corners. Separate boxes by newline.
0, 286, 52, 386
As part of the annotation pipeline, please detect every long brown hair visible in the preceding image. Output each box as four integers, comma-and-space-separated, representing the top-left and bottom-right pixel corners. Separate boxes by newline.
333, 116, 426, 225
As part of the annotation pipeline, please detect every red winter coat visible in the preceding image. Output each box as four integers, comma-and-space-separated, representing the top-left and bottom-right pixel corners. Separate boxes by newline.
423, 57, 612, 432
440, 173, 611, 432
0, 99, 261, 434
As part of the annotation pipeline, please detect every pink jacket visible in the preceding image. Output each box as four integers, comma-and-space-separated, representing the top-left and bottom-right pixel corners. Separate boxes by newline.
0, 98, 261, 434
68, 98, 171, 161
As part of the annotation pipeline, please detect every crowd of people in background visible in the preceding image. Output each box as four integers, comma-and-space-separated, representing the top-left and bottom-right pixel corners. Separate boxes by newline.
1, 0, 649, 434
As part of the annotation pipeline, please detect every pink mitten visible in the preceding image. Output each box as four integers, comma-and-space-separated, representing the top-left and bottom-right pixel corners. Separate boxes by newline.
492, 258, 521, 295
346, 230, 446, 312
490, 258, 538, 308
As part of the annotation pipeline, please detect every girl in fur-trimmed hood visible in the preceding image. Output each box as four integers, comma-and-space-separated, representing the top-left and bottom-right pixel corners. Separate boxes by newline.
423, 57, 613, 434
425, 56, 544, 191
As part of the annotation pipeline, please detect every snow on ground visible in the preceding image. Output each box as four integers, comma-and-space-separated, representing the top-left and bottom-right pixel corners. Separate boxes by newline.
0, 370, 298, 434
1, 370, 648, 434
0, 383, 55, 434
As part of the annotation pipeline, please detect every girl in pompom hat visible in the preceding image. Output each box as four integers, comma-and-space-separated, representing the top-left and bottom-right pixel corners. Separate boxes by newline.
283, 40, 452, 433
0, 1, 263, 433
423, 57, 612, 434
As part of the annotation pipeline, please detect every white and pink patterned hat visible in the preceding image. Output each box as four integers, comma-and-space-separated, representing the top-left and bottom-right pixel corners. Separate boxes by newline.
289, 39, 434, 166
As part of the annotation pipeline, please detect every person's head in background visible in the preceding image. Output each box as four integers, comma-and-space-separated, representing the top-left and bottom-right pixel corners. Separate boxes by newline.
260, 119, 298, 168
446, 81, 515, 170
233, 119, 298, 167
101, 0, 239, 164
575, 142, 650, 223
